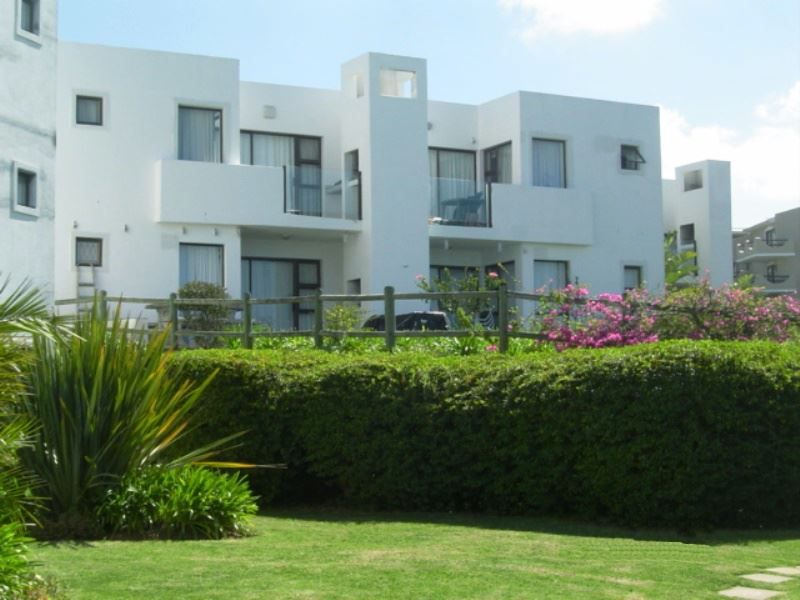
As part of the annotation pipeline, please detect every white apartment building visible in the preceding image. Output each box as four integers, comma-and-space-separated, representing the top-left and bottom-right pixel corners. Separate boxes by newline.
2, 0, 735, 329
0, 0, 56, 302
733, 207, 800, 296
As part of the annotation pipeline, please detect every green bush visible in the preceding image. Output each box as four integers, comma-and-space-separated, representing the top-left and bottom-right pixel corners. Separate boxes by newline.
21, 300, 244, 534
170, 342, 800, 528
97, 466, 257, 539
178, 281, 230, 348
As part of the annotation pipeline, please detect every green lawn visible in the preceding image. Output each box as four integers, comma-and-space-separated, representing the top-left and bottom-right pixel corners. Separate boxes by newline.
33, 509, 800, 599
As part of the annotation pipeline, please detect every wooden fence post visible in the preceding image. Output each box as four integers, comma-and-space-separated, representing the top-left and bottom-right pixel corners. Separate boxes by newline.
313, 288, 324, 349
242, 292, 253, 349
384, 286, 396, 352
497, 282, 509, 353
99, 289, 108, 322
168, 292, 178, 349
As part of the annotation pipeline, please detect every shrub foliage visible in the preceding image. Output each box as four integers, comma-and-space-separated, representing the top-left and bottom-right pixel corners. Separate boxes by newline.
172, 342, 800, 528
97, 466, 257, 539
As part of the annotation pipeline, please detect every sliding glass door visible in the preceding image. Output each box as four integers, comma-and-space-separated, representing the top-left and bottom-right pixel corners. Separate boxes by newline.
241, 258, 320, 330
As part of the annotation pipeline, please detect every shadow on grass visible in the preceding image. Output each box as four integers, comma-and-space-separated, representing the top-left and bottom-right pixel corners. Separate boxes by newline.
259, 505, 800, 546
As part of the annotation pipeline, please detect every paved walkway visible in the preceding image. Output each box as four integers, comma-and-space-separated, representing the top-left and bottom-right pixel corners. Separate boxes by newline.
719, 566, 800, 598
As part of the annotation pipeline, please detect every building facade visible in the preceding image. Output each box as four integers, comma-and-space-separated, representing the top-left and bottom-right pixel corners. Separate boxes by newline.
2, 0, 736, 328
0, 0, 57, 301
733, 207, 800, 296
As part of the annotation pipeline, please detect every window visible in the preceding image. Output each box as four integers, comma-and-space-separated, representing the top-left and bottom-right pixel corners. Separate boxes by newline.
379, 69, 417, 98
19, 0, 39, 35
683, 169, 703, 191
483, 142, 512, 184
178, 107, 222, 163
241, 131, 322, 216
679, 223, 695, 245
76, 96, 103, 126
534, 260, 568, 290
429, 148, 479, 223
241, 258, 320, 330
179, 243, 224, 286
76, 237, 103, 267
624, 266, 642, 291
532, 138, 566, 188
621, 145, 645, 170
16, 168, 36, 209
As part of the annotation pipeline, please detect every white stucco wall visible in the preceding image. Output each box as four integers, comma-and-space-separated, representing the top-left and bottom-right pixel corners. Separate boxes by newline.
0, 0, 57, 301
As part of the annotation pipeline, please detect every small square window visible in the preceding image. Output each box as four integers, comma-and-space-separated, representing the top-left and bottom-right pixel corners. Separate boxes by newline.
621, 145, 645, 170
379, 69, 417, 98
624, 266, 642, 291
19, 0, 40, 35
76, 237, 103, 267
683, 169, 703, 191
16, 169, 36, 209
76, 96, 103, 126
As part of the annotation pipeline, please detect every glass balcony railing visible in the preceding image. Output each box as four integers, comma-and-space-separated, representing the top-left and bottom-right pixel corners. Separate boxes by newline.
429, 178, 491, 227
283, 165, 361, 220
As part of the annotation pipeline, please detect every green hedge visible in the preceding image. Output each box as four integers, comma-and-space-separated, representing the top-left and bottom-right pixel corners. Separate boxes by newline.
170, 341, 800, 528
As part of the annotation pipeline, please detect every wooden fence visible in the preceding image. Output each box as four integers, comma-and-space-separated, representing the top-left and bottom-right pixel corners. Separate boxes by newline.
54, 285, 552, 353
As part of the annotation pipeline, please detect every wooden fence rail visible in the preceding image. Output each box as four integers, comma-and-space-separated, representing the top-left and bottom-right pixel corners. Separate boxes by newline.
55, 284, 549, 352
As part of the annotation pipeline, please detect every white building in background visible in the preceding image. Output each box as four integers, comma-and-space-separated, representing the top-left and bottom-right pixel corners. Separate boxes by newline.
662, 160, 734, 287
733, 207, 800, 296
2, 0, 736, 329
0, 0, 57, 301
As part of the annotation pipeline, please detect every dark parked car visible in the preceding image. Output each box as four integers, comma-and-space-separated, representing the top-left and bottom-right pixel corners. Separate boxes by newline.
363, 311, 450, 331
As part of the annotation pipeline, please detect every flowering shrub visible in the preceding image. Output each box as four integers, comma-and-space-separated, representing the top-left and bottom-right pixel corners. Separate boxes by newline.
536, 280, 800, 350
536, 284, 658, 350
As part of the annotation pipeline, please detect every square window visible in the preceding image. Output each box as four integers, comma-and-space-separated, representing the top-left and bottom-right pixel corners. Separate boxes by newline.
76, 237, 103, 267
16, 169, 36, 209
534, 260, 569, 290
379, 69, 417, 98
624, 266, 642, 291
621, 145, 645, 170
19, 0, 39, 35
683, 169, 703, 191
179, 243, 224, 286
178, 106, 222, 163
76, 95, 103, 126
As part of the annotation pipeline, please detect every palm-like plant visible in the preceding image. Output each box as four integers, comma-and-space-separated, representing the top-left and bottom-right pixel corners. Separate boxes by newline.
20, 298, 244, 523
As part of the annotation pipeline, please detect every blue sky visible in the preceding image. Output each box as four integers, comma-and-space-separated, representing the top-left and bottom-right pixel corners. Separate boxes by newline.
59, 0, 800, 227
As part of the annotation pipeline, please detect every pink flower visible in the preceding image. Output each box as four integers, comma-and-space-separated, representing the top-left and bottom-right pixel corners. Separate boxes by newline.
488, 272, 499, 279
485, 344, 498, 352
415, 274, 424, 281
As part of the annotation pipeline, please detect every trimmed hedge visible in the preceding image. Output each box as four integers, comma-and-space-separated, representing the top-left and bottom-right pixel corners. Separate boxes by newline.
170, 341, 800, 528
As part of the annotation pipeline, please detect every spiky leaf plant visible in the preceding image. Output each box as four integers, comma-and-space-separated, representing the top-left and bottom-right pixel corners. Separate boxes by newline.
20, 298, 244, 528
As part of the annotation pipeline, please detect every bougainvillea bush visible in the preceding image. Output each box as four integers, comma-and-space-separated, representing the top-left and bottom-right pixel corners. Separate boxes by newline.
535, 280, 800, 350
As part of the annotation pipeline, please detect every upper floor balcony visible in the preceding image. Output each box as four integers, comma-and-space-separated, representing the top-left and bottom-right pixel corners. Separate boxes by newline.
734, 237, 796, 263
428, 178, 593, 245
156, 160, 361, 232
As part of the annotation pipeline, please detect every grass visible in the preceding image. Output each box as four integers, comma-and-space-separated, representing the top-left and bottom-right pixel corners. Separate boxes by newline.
32, 509, 800, 599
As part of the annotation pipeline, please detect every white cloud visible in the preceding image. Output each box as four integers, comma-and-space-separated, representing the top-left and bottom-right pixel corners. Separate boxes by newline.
660, 83, 800, 228
499, 0, 663, 42
755, 81, 800, 125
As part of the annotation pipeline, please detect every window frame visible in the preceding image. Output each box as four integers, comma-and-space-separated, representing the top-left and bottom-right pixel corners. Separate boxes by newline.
533, 259, 570, 290
683, 169, 704, 191
178, 242, 225, 287
11, 162, 39, 217
620, 144, 646, 171
75, 237, 104, 268
482, 141, 512, 184
531, 137, 567, 188
75, 95, 104, 126
16, 0, 41, 43
241, 257, 321, 330
623, 265, 643, 291
177, 105, 224, 163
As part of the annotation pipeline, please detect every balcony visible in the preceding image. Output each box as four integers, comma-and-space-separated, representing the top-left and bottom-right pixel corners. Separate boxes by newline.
747, 272, 798, 294
428, 178, 490, 228
428, 181, 593, 245
156, 160, 361, 232
735, 238, 796, 263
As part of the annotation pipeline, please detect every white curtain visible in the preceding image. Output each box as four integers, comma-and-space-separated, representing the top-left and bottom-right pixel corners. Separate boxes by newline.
430, 149, 477, 219
179, 244, 224, 286
178, 108, 221, 163
532, 139, 565, 188
534, 260, 568, 290
245, 259, 294, 330
253, 134, 294, 167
